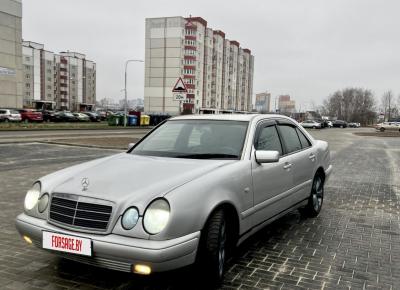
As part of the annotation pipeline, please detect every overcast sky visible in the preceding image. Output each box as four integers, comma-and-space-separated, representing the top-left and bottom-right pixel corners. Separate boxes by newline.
22, 0, 400, 109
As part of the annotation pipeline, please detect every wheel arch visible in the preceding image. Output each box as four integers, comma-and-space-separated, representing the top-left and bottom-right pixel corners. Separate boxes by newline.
202, 201, 240, 249
315, 166, 325, 183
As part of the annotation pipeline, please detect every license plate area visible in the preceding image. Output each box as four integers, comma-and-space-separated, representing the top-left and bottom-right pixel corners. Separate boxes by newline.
42, 231, 92, 256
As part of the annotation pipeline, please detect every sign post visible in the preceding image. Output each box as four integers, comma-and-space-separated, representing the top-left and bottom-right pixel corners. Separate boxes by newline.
172, 77, 188, 114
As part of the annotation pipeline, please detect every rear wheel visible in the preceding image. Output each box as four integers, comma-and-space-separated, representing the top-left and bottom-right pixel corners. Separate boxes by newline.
380, 127, 385, 132
301, 174, 324, 217
198, 209, 227, 284
4, 118, 9, 123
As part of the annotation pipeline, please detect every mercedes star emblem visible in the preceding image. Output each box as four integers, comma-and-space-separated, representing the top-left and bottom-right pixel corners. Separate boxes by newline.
81, 177, 89, 191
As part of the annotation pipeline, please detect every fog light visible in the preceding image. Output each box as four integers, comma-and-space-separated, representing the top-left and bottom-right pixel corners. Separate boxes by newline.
133, 264, 151, 275
23, 235, 32, 244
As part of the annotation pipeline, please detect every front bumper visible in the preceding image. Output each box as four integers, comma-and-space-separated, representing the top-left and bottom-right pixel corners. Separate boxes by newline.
16, 213, 200, 273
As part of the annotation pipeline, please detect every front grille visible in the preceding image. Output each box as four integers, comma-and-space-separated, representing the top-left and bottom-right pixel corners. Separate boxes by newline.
49, 196, 112, 231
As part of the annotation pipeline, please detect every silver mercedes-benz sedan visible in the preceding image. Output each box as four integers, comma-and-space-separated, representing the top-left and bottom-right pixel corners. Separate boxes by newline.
16, 114, 332, 282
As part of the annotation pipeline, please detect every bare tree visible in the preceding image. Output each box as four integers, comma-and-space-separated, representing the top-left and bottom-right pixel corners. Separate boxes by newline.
381, 91, 394, 121
322, 88, 376, 125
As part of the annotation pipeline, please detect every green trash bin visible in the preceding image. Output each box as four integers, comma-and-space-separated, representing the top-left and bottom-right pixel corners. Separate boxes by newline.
118, 115, 127, 126
107, 115, 119, 126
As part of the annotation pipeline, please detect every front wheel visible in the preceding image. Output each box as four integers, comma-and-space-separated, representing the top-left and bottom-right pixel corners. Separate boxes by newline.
380, 127, 385, 132
197, 209, 226, 284
301, 174, 324, 217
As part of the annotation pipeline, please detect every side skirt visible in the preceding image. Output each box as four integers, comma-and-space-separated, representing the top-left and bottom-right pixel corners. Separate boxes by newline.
237, 198, 308, 246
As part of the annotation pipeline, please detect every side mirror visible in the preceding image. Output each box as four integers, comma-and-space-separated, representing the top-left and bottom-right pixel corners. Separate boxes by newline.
127, 143, 135, 150
255, 150, 280, 163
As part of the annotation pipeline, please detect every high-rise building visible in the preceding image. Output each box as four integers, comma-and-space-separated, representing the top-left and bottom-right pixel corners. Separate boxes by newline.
55, 52, 96, 111
22, 41, 55, 107
278, 94, 296, 113
144, 16, 254, 115
255, 92, 271, 113
22, 42, 96, 111
0, 0, 23, 108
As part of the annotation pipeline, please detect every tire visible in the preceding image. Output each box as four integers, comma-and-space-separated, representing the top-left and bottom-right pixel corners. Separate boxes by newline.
4, 118, 9, 123
198, 209, 227, 284
340, 125, 343, 128
313, 126, 316, 129
301, 174, 324, 217
380, 127, 385, 132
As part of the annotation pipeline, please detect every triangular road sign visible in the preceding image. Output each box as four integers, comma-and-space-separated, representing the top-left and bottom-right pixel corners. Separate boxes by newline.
172, 77, 187, 93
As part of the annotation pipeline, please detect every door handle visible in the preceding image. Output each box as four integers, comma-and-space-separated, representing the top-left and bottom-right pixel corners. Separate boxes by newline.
283, 163, 292, 170
309, 154, 316, 160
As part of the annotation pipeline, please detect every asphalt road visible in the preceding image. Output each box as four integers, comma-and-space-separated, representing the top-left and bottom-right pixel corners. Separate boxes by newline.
0, 128, 399, 289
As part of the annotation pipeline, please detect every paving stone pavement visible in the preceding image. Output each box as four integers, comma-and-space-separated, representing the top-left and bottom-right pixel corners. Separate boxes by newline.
0, 130, 399, 290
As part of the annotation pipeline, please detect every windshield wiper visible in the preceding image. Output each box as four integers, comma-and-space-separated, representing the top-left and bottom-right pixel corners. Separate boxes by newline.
175, 153, 239, 159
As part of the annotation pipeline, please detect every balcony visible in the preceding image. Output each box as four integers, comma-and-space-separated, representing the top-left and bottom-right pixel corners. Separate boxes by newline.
184, 45, 197, 51
183, 75, 195, 79
184, 55, 196, 61
185, 35, 196, 41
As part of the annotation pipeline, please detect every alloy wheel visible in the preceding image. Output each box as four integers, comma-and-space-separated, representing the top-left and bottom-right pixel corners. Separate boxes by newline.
312, 177, 323, 212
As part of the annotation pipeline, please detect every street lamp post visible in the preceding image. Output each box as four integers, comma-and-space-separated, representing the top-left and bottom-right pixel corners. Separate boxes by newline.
124, 59, 144, 127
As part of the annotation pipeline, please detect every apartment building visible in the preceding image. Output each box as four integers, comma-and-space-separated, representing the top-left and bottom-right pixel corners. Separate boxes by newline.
255, 92, 271, 113
22, 42, 96, 111
278, 94, 296, 113
144, 16, 254, 115
0, 0, 23, 108
22, 41, 55, 107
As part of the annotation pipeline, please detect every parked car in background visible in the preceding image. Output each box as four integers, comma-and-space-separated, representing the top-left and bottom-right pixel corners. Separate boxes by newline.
332, 120, 347, 128
375, 122, 400, 132
83, 112, 101, 122
73, 112, 90, 122
300, 120, 322, 129
54, 111, 77, 122
16, 114, 332, 283
97, 111, 107, 121
313, 119, 328, 128
18, 109, 43, 122
42, 110, 57, 122
0, 109, 22, 122
348, 122, 357, 128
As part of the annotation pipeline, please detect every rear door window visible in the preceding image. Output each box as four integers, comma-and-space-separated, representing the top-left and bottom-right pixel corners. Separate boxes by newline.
296, 128, 311, 148
278, 125, 302, 154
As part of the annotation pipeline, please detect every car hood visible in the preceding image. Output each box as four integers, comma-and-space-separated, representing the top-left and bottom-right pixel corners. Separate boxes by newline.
48, 153, 233, 208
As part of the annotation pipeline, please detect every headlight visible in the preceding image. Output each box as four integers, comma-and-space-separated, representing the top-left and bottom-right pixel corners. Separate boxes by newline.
24, 183, 41, 211
38, 193, 49, 213
143, 198, 170, 235
121, 207, 139, 230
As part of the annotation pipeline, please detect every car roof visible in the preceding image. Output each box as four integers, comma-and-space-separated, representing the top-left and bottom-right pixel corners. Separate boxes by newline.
170, 114, 289, 122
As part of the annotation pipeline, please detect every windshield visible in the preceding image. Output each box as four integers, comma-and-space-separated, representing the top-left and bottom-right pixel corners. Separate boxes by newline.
131, 120, 248, 159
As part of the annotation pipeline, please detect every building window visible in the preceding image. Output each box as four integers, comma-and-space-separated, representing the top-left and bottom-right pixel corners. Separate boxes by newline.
26, 83, 30, 88
24, 65, 30, 70
25, 74, 30, 79
25, 56, 30, 61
